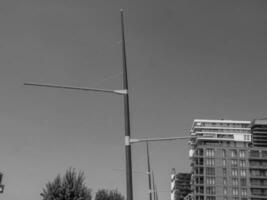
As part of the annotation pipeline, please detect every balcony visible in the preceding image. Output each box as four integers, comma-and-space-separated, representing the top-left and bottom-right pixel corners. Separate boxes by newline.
250, 165, 267, 169
251, 195, 267, 199
250, 170, 267, 178
250, 175, 267, 179
250, 151, 260, 158
251, 185, 267, 189
251, 193, 267, 197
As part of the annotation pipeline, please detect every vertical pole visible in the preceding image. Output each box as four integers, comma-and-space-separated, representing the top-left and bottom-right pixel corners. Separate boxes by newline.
154, 173, 158, 200
151, 171, 158, 200
120, 9, 133, 200
146, 141, 153, 200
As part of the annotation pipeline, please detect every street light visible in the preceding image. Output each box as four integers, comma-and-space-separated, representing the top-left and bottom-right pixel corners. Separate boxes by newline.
146, 141, 153, 200
25, 9, 133, 200
24, 9, 193, 200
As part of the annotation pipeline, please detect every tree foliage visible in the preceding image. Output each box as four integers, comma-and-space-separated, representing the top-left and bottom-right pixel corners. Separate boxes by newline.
41, 168, 92, 200
95, 189, 124, 200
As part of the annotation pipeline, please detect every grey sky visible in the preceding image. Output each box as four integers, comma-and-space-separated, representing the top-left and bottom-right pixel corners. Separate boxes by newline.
0, 0, 266, 200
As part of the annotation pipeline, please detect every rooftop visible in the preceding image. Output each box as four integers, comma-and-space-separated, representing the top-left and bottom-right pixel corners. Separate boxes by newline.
251, 119, 267, 127
194, 119, 251, 124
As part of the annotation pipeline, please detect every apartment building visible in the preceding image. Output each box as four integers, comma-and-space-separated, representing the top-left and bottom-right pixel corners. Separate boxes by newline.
171, 170, 191, 200
249, 119, 267, 199
189, 119, 251, 200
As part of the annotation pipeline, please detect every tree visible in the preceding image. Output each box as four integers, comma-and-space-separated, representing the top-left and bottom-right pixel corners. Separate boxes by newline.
95, 189, 124, 200
41, 168, 92, 200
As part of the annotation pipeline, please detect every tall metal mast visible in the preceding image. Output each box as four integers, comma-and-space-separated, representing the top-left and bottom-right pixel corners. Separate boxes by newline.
146, 141, 153, 200
25, 9, 135, 200
120, 9, 133, 200
24, 9, 191, 200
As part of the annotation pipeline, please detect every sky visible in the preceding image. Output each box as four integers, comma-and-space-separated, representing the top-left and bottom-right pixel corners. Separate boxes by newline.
0, 0, 267, 200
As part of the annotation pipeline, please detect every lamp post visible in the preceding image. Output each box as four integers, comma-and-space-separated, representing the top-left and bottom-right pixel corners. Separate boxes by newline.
24, 9, 192, 200
25, 9, 133, 200
120, 9, 133, 200
146, 141, 153, 200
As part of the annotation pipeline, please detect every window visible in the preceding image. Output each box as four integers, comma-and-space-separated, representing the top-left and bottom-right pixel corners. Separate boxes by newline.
250, 160, 260, 166
196, 148, 204, 156
195, 167, 204, 175
195, 158, 204, 165
232, 188, 239, 196
240, 178, 246, 186
239, 150, 246, 158
250, 150, 260, 157
223, 187, 227, 195
251, 188, 261, 195
206, 149, 215, 157
222, 149, 226, 158
262, 161, 267, 166
232, 169, 238, 177
206, 177, 215, 185
206, 186, 216, 195
232, 178, 238, 186
222, 159, 226, 167
196, 186, 204, 194
240, 169, 246, 177
206, 158, 215, 166
241, 188, 247, 196
195, 177, 204, 184
240, 160, 246, 167
223, 178, 227, 185
237, 142, 246, 147
231, 150, 237, 158
251, 169, 260, 176
206, 167, 215, 176
223, 168, 227, 176
251, 179, 261, 186
196, 196, 204, 200
231, 159, 238, 167
244, 134, 250, 141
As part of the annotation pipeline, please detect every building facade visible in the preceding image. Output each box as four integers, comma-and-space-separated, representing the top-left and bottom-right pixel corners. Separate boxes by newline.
171, 169, 191, 200
189, 119, 251, 200
249, 119, 267, 199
